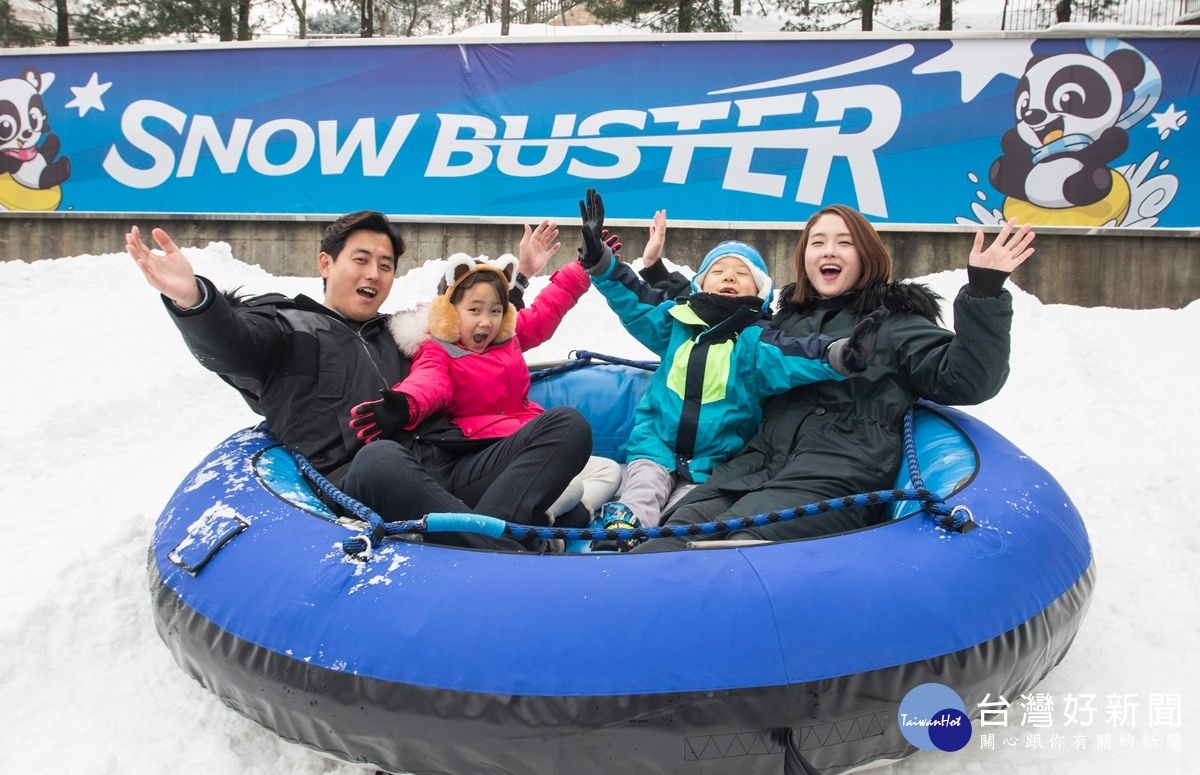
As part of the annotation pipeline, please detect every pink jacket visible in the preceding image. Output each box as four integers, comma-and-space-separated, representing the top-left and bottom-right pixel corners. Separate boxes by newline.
395, 261, 589, 440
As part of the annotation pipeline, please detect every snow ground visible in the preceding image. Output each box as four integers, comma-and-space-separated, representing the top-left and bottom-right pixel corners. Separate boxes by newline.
0, 239, 1197, 773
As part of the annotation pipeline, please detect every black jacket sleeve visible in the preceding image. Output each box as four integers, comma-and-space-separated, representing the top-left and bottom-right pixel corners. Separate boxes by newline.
164, 276, 286, 390
639, 259, 693, 299
893, 286, 1014, 406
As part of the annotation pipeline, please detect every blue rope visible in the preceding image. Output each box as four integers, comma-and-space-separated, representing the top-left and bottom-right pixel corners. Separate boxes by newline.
493, 486, 939, 542
297, 479, 939, 553
290, 452, 424, 556
298, 463, 949, 558
529, 350, 658, 382
290, 362, 968, 558
901, 408, 970, 531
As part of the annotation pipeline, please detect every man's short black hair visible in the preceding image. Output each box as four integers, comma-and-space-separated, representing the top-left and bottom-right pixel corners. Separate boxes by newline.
320, 210, 406, 262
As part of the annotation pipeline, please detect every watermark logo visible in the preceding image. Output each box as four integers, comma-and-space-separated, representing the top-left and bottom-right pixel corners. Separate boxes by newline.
898, 683, 973, 752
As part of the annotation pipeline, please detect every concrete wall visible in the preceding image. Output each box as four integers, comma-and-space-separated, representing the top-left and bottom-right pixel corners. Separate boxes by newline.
2, 214, 1197, 309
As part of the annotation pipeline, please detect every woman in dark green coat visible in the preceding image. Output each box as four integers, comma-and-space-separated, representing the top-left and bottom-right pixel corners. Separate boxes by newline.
634, 204, 1035, 551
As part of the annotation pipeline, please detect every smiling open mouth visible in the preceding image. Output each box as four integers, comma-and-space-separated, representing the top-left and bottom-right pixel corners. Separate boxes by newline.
820, 264, 842, 279
356, 287, 377, 299
1035, 117, 1065, 145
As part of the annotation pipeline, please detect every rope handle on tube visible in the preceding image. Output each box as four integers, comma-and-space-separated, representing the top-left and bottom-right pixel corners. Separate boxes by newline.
296, 483, 954, 558
528, 350, 658, 381
440, 486, 946, 543
902, 409, 977, 533
289, 452, 421, 557
297, 464, 963, 559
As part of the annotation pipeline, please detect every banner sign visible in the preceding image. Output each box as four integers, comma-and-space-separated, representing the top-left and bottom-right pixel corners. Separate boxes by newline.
1, 35, 1197, 228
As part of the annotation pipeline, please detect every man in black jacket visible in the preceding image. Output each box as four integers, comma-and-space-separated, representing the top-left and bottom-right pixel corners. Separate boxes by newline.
127, 212, 589, 550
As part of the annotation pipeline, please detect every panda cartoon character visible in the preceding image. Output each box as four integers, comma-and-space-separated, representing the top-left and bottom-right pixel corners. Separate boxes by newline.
989, 44, 1156, 222
0, 67, 71, 211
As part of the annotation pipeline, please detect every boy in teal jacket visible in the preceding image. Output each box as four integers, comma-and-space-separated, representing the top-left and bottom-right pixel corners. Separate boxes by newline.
577, 190, 880, 542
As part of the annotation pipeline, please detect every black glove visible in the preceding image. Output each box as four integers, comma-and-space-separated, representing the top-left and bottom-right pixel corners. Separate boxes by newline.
577, 188, 609, 270
828, 309, 888, 376
348, 389, 410, 444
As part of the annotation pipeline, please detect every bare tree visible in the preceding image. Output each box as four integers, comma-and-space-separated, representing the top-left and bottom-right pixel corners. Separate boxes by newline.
289, 0, 306, 38
678, 0, 692, 30
55, 0, 70, 45
218, 0, 233, 39
361, 0, 374, 36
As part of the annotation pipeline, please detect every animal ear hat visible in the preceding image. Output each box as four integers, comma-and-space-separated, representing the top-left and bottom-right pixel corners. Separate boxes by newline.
692, 241, 774, 310
427, 253, 518, 345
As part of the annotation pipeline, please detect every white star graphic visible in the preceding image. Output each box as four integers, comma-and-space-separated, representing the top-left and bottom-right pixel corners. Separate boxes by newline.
1147, 104, 1187, 140
65, 72, 112, 117
912, 39, 1034, 103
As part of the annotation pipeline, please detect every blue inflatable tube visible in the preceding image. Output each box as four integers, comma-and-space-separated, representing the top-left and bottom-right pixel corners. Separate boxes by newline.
149, 361, 1093, 774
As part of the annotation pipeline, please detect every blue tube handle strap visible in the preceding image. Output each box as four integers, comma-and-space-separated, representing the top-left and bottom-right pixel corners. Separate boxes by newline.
425, 513, 507, 538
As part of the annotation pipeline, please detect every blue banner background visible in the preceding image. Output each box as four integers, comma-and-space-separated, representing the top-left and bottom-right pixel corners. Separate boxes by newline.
1, 36, 1196, 227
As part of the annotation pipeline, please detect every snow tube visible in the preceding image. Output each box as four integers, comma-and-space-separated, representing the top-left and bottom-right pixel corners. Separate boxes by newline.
149, 360, 1094, 775
0, 173, 62, 212
1002, 170, 1131, 227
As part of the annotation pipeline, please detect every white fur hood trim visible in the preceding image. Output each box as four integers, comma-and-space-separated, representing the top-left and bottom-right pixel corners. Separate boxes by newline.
387, 303, 432, 357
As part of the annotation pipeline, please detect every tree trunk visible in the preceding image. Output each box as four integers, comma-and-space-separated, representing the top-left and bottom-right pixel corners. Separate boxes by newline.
289, 0, 307, 39
939, 0, 952, 30
219, 0, 234, 41
1055, 0, 1071, 23
679, 0, 693, 32
733, 0, 741, 16
501, 0, 510, 35
361, 0, 374, 37
860, 0, 873, 31
238, 0, 251, 40
55, 0, 69, 46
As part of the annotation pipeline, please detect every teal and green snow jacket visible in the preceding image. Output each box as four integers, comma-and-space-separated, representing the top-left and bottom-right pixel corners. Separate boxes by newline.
587, 254, 844, 483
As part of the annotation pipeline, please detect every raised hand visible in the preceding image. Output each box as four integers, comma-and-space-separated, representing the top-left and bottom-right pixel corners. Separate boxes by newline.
602, 228, 623, 262
348, 390, 411, 444
578, 188, 607, 268
970, 218, 1035, 272
126, 225, 202, 308
643, 209, 667, 267
519, 219, 561, 279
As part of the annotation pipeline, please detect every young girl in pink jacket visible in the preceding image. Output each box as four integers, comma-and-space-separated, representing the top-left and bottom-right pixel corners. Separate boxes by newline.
348, 253, 619, 529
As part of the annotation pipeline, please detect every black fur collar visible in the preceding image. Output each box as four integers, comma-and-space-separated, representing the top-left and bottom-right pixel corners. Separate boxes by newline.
776, 281, 943, 324
225, 288, 321, 313
222, 288, 279, 308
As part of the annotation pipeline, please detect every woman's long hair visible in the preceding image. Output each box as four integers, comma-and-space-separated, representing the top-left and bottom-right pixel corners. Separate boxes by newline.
790, 204, 893, 305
